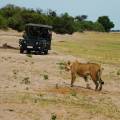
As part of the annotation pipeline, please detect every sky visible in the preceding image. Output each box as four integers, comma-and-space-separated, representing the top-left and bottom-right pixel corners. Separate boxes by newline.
0, 0, 120, 30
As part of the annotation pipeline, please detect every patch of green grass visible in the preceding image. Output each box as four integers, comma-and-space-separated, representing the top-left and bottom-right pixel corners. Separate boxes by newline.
56, 61, 65, 70
56, 61, 65, 66
70, 90, 77, 97
53, 32, 120, 64
40, 71, 49, 80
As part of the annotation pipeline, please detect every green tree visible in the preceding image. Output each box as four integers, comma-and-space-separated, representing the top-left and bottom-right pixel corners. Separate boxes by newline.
75, 15, 88, 21
0, 15, 7, 29
97, 16, 114, 32
82, 21, 94, 31
93, 22, 105, 32
47, 9, 57, 17
0, 4, 115, 33
73, 21, 84, 32
0, 4, 21, 18
8, 14, 24, 31
53, 13, 75, 34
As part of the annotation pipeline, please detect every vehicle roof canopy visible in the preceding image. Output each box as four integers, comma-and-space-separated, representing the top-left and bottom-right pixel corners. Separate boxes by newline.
26, 23, 52, 29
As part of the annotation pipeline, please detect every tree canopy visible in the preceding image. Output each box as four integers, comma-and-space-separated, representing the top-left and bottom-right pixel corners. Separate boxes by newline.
97, 16, 114, 32
0, 4, 115, 34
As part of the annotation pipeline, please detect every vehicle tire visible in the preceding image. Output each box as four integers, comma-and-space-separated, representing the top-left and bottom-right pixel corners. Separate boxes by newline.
27, 49, 31, 54
20, 47, 24, 54
44, 50, 48, 55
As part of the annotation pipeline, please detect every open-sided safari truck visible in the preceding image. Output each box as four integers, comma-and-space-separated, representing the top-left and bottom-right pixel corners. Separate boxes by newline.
19, 23, 52, 54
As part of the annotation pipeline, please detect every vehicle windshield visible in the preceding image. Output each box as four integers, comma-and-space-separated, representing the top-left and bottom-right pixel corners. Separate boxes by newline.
24, 26, 51, 39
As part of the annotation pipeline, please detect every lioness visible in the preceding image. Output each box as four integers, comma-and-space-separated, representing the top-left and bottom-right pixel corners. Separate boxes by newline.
65, 60, 104, 91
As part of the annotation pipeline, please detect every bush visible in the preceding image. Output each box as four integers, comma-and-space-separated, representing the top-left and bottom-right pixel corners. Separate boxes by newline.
0, 4, 115, 33
93, 22, 105, 32
51, 113, 57, 120
73, 21, 84, 32
53, 13, 75, 34
97, 16, 114, 32
26, 53, 32, 58
21, 77, 30, 84
43, 74, 48, 80
0, 15, 7, 29
8, 15, 24, 31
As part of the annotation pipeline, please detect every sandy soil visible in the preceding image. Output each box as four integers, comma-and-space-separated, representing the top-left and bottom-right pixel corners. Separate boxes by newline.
0, 30, 120, 120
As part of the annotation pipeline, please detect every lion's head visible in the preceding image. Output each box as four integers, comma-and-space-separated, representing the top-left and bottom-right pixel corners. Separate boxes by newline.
65, 60, 72, 71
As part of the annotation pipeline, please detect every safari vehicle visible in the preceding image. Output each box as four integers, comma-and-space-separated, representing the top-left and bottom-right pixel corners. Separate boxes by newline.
19, 23, 52, 54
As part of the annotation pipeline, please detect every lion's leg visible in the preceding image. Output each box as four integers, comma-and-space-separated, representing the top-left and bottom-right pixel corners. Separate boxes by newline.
91, 74, 99, 91
93, 80, 99, 91
96, 70, 104, 91
71, 73, 76, 87
99, 82, 102, 91
98, 79, 104, 91
84, 76, 91, 89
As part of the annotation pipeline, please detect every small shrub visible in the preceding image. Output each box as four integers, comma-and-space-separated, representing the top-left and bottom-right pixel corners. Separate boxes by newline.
43, 74, 48, 80
13, 69, 17, 75
25, 59, 28, 62
70, 90, 77, 97
59, 65, 65, 70
57, 61, 65, 70
13, 69, 18, 79
117, 70, 120, 75
40, 71, 49, 80
34, 98, 38, 103
0, 15, 7, 29
51, 113, 57, 120
21, 77, 30, 84
7, 109, 14, 112
25, 87, 29, 90
26, 54, 32, 58
37, 93, 44, 97
55, 83, 59, 89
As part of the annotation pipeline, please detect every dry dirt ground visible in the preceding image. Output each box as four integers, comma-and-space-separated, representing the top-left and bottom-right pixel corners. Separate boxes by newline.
0, 30, 120, 120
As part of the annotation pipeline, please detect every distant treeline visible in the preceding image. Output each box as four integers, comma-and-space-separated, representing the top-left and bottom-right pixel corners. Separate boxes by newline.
0, 4, 114, 34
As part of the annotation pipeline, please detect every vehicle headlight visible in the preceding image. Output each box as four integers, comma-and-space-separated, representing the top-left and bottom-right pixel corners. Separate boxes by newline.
23, 41, 26, 44
36, 42, 39, 45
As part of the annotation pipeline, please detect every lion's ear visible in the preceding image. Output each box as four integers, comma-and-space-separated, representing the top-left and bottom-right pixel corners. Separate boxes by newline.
67, 60, 71, 65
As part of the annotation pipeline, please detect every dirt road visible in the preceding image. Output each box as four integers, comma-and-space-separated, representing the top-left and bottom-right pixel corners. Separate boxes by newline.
0, 30, 120, 120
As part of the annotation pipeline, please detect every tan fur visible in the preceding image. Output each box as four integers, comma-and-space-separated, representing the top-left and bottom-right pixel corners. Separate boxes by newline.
65, 60, 104, 91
